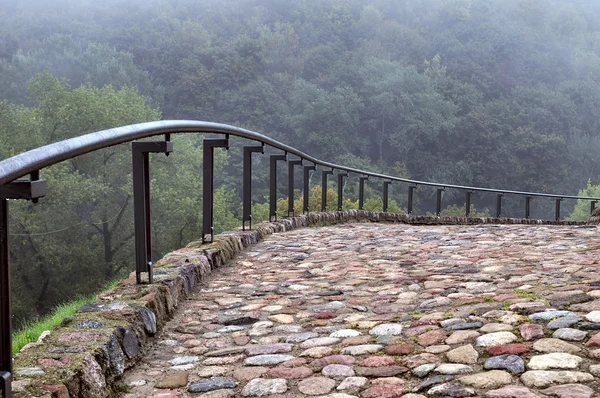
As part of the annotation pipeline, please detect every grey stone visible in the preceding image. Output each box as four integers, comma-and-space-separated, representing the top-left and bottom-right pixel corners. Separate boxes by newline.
413, 364, 437, 378
244, 354, 295, 366
445, 322, 483, 331
428, 382, 476, 397
188, 377, 238, 392
552, 328, 588, 341
484, 355, 525, 374
74, 320, 105, 328
168, 356, 201, 366
547, 315, 581, 330
15, 367, 45, 376
286, 332, 319, 343
132, 305, 157, 335
222, 316, 259, 325
412, 375, 455, 392
528, 310, 575, 321
117, 327, 139, 359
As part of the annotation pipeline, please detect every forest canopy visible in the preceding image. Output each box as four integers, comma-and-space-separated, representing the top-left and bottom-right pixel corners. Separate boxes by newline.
2, 0, 600, 324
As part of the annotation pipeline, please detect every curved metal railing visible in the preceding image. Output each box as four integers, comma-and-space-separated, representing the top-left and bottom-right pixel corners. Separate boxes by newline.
1, 120, 599, 396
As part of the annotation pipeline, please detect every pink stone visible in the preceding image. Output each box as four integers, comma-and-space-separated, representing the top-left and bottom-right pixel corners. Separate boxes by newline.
385, 344, 415, 355
317, 311, 337, 319
40, 384, 69, 398
585, 332, 600, 347
266, 366, 313, 379
38, 358, 68, 368
361, 385, 407, 397
148, 391, 183, 398
417, 329, 447, 346
520, 324, 544, 341
486, 385, 540, 398
487, 343, 529, 355
362, 355, 396, 367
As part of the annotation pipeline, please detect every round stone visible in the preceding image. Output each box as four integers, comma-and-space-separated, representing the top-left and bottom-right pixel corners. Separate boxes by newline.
336, 376, 368, 390
476, 332, 518, 347
552, 328, 588, 342
298, 376, 336, 395
484, 355, 525, 374
369, 324, 403, 336
241, 378, 287, 396
458, 370, 513, 389
527, 353, 583, 370
330, 329, 361, 338
322, 364, 355, 379
446, 345, 478, 364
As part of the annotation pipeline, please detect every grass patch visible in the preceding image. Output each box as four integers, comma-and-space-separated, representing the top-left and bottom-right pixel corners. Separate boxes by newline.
513, 289, 537, 300
12, 279, 120, 354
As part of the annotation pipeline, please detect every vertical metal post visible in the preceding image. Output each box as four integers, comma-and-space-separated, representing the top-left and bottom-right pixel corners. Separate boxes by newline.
358, 176, 368, 210
321, 170, 333, 211
383, 181, 392, 213
525, 197, 532, 219
555, 198, 562, 221
0, 175, 46, 398
591, 201, 597, 216
496, 194, 503, 218
337, 173, 348, 211
465, 191, 472, 217
242, 145, 264, 231
303, 165, 315, 214
202, 137, 229, 243
0, 199, 11, 398
269, 154, 286, 222
408, 185, 416, 214
436, 188, 444, 216
287, 160, 302, 217
132, 140, 173, 284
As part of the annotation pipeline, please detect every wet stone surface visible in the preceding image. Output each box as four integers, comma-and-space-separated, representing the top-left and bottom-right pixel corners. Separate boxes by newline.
120, 223, 600, 397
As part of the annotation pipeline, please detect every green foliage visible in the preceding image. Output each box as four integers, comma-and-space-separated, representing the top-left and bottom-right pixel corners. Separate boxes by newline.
567, 180, 600, 221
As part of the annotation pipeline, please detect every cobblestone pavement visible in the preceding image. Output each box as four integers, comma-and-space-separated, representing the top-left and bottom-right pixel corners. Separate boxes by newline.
121, 223, 600, 398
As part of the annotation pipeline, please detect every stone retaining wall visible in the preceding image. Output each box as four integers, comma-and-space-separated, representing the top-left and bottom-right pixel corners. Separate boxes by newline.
10, 211, 587, 397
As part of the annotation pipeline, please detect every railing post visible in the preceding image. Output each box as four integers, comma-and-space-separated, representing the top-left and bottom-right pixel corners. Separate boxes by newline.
496, 194, 503, 218
383, 181, 392, 213
287, 159, 302, 217
358, 176, 369, 210
202, 137, 229, 243
321, 170, 334, 211
525, 196, 532, 219
0, 198, 10, 398
408, 185, 416, 215
337, 172, 348, 211
591, 201, 597, 216
0, 174, 46, 398
303, 164, 315, 214
465, 190, 472, 217
242, 144, 264, 231
132, 138, 173, 284
555, 198, 562, 221
436, 188, 444, 216
269, 154, 286, 222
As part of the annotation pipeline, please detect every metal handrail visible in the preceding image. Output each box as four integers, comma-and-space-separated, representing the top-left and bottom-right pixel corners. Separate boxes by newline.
1, 120, 600, 200
1, 120, 599, 398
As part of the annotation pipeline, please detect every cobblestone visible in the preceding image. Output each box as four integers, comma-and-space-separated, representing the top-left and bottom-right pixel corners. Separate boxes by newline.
120, 223, 600, 397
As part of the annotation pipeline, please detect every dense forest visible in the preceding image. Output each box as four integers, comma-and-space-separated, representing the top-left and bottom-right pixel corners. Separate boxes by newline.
2, 0, 600, 325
